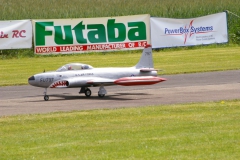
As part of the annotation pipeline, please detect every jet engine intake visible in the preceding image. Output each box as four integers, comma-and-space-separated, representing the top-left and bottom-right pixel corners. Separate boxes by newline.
65, 79, 89, 87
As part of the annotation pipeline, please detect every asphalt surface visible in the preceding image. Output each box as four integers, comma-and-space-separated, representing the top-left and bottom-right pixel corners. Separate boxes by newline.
0, 70, 239, 116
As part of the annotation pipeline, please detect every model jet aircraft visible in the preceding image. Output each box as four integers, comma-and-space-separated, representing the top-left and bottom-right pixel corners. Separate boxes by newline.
28, 45, 166, 101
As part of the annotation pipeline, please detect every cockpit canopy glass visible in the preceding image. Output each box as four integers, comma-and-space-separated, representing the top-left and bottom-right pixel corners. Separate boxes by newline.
56, 63, 93, 72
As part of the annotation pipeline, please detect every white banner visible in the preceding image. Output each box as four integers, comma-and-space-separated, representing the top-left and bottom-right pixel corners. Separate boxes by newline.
32, 14, 150, 54
0, 20, 32, 49
150, 12, 228, 48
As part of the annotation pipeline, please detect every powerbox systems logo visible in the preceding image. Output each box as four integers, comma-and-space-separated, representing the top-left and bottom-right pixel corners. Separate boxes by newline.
164, 20, 214, 44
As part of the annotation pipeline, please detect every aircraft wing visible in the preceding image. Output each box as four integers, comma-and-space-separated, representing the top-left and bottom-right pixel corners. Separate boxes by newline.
86, 77, 115, 86
140, 68, 158, 72
49, 77, 115, 88
140, 68, 164, 72
49, 76, 166, 88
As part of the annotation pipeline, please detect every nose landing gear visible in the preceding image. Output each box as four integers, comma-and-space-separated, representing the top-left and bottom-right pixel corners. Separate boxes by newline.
44, 95, 49, 101
44, 88, 49, 101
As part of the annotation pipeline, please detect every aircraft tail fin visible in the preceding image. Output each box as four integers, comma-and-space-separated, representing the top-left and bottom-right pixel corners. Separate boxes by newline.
135, 44, 154, 69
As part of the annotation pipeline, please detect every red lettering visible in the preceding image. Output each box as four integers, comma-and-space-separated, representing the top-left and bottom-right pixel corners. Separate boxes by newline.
12, 30, 19, 38
19, 30, 26, 37
0, 31, 8, 38
12, 30, 26, 38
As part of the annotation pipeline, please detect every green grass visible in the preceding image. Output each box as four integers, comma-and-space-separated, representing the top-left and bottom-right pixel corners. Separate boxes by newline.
1, 1, 239, 159
0, 100, 239, 159
1, 0, 239, 19
0, 45, 240, 86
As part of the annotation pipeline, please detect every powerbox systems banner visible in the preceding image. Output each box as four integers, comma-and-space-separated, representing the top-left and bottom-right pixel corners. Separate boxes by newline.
0, 20, 32, 49
32, 14, 151, 54
150, 12, 228, 48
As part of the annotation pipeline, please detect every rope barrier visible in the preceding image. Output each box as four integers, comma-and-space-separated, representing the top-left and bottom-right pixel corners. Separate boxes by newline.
226, 10, 240, 19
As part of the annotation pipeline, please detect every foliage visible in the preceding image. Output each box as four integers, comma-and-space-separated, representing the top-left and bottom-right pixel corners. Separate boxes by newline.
0, 0, 240, 57
0, 0, 239, 21
231, 25, 240, 44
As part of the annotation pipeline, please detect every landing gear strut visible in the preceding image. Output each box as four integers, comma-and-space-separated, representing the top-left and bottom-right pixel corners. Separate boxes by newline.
44, 88, 49, 101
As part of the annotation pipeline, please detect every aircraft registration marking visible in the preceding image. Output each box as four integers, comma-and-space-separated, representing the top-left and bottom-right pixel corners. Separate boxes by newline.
40, 78, 54, 82
75, 73, 94, 76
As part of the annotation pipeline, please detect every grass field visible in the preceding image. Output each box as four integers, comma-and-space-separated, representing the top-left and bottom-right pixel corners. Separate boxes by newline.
0, 100, 239, 159
0, 45, 239, 86
2, 0, 239, 19
1, 1, 240, 159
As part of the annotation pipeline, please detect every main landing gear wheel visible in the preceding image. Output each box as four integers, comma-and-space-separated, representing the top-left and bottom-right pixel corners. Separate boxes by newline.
44, 95, 49, 101
79, 87, 92, 97
98, 86, 106, 98
85, 88, 92, 97
98, 92, 105, 98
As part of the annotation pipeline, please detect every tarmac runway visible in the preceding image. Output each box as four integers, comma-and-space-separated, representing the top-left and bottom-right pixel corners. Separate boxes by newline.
0, 70, 239, 117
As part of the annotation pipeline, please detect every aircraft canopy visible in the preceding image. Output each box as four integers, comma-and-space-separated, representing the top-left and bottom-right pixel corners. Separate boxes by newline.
56, 63, 93, 72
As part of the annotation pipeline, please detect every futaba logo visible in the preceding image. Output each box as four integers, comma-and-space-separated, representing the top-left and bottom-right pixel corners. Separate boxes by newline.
35, 19, 147, 46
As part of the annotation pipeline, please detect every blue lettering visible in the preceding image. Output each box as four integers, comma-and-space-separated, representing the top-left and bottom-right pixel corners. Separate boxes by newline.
165, 25, 213, 35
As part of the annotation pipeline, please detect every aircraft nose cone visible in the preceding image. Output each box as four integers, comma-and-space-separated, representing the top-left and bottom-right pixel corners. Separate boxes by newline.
28, 76, 35, 81
28, 76, 35, 86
